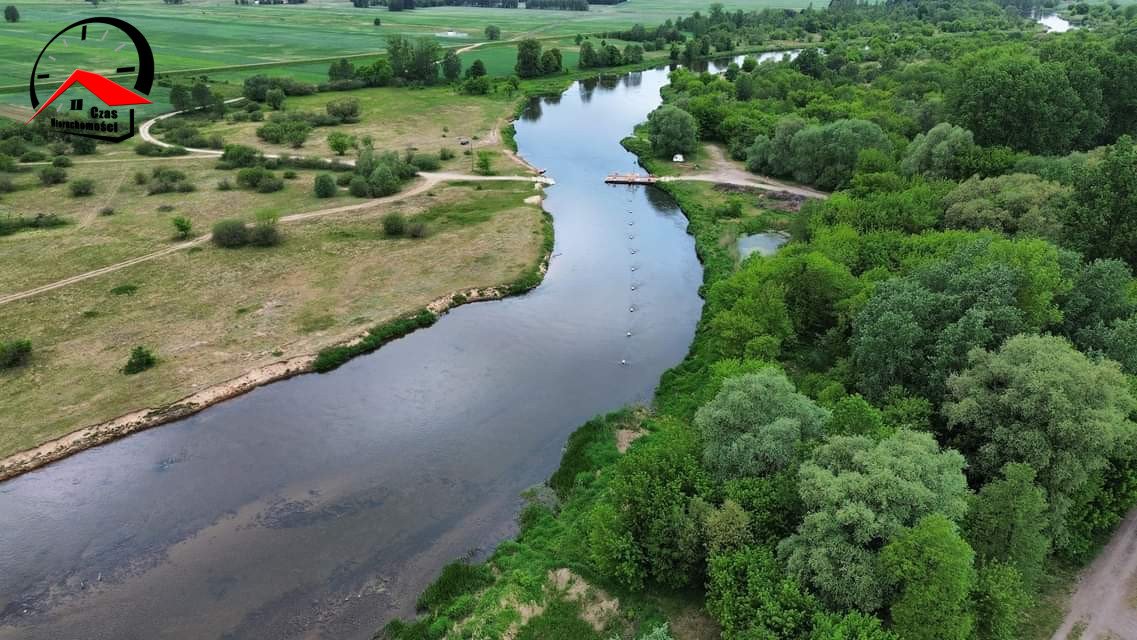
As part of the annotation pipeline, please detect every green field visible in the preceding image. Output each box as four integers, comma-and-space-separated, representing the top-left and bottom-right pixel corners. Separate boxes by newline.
0, 0, 809, 89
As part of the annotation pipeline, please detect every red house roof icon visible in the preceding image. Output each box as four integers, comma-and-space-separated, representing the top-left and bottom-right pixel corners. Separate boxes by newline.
26, 68, 151, 124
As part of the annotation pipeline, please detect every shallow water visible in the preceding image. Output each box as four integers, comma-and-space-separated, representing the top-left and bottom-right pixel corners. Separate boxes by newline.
737, 231, 789, 260
1037, 12, 1073, 33
0, 65, 710, 639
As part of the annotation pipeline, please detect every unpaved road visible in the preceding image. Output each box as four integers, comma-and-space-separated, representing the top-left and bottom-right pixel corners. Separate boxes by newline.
663, 143, 828, 199
1051, 507, 1137, 640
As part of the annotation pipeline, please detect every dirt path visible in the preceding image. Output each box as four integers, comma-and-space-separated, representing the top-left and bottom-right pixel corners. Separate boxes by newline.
1051, 508, 1137, 640
662, 143, 828, 200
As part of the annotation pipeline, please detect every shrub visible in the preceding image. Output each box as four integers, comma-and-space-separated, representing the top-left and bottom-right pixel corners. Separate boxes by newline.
0, 339, 32, 369
439, 147, 455, 161
172, 216, 193, 239
51, 155, 72, 167
475, 150, 494, 175
219, 144, 261, 168
256, 176, 285, 193
38, 166, 67, 185
212, 219, 250, 247
282, 170, 297, 180
217, 178, 232, 191
99, 207, 115, 216
312, 309, 436, 373
0, 175, 12, 193
69, 178, 95, 197
335, 173, 353, 187
382, 212, 407, 237
236, 166, 275, 190
19, 150, 46, 163
410, 153, 440, 171
249, 223, 282, 247
416, 562, 493, 612
110, 283, 138, 295
348, 175, 370, 197
314, 173, 337, 198
122, 346, 157, 375
408, 222, 427, 238
134, 170, 149, 185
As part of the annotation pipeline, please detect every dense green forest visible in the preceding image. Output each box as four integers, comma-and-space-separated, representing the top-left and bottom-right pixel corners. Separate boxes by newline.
386, 1, 1137, 639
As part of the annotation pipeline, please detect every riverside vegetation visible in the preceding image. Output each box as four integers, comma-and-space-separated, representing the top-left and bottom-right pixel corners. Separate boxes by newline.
384, 1, 1137, 640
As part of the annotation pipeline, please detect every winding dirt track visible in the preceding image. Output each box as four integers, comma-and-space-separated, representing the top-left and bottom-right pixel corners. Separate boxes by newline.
0, 108, 551, 308
1051, 508, 1137, 640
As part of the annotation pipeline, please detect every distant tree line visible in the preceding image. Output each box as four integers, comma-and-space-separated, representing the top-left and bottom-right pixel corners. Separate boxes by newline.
525, 0, 588, 10
578, 39, 644, 69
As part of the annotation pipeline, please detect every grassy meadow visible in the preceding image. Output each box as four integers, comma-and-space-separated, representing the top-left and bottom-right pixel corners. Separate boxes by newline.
0, 179, 545, 458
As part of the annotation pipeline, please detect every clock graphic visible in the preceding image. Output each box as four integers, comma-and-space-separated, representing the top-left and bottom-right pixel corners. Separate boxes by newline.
26, 17, 155, 142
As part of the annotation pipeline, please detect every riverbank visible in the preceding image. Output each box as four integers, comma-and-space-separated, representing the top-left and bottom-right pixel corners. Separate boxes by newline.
0, 182, 552, 481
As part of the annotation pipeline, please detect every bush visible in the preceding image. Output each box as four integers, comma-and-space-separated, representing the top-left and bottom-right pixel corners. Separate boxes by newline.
314, 173, 337, 198
408, 222, 427, 238
0, 175, 12, 193
51, 155, 72, 167
19, 150, 46, 163
219, 143, 261, 168
236, 166, 277, 190
38, 166, 67, 185
217, 178, 232, 191
312, 309, 436, 373
439, 147, 455, 161
0, 339, 32, 369
282, 170, 297, 180
416, 562, 493, 612
212, 219, 250, 247
122, 346, 157, 375
249, 212, 282, 246
134, 170, 149, 185
335, 173, 353, 187
346, 175, 368, 197
410, 153, 440, 171
382, 212, 407, 237
256, 176, 285, 193
69, 178, 95, 197
172, 216, 193, 239
99, 207, 115, 216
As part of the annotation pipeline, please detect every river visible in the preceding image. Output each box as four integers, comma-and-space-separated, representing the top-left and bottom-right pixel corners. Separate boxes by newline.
0, 62, 717, 639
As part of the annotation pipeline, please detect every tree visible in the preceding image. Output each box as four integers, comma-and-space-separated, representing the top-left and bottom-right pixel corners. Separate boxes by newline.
326, 98, 360, 122
442, 50, 461, 82
3, 5, 17, 22
265, 88, 285, 110
808, 612, 898, 640
947, 50, 1100, 154
328, 58, 355, 82
169, 85, 191, 111
190, 81, 212, 108
901, 122, 978, 180
881, 514, 976, 640
694, 370, 829, 481
973, 561, 1031, 640
475, 150, 493, 176
540, 48, 562, 75
587, 427, 706, 590
579, 41, 599, 68
466, 59, 487, 79
703, 499, 752, 557
515, 39, 543, 78
944, 334, 1137, 549
965, 463, 1050, 587
327, 132, 356, 156
314, 174, 336, 198
172, 216, 193, 239
647, 105, 698, 158
1060, 135, 1137, 267
707, 546, 819, 640
484, 24, 500, 41
779, 430, 970, 611
943, 173, 1068, 238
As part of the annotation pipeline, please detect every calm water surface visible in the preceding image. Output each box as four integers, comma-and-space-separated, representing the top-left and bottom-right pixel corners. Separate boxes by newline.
0, 65, 709, 639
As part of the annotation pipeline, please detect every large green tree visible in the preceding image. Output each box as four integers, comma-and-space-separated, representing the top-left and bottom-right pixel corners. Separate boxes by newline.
647, 105, 699, 158
944, 334, 1137, 548
694, 370, 830, 481
780, 430, 970, 611
882, 514, 976, 640
965, 463, 1050, 587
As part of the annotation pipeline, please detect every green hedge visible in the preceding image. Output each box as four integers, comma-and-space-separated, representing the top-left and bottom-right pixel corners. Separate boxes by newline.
312, 309, 438, 373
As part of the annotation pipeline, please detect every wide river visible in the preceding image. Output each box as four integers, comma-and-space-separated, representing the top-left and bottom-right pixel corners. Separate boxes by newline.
0, 62, 719, 639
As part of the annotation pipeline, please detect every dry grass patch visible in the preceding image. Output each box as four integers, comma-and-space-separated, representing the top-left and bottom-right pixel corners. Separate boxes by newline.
0, 181, 545, 458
